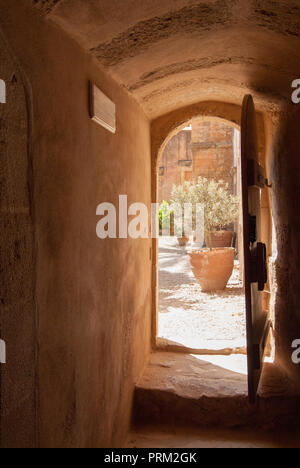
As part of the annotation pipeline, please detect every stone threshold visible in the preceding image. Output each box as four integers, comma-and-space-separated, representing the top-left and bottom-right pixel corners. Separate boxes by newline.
133, 352, 300, 431
156, 337, 247, 355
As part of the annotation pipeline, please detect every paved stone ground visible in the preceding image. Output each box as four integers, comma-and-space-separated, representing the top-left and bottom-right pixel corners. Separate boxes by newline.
158, 237, 246, 351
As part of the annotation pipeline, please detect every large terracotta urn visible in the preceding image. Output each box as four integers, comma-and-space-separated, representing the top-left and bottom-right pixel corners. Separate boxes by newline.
189, 248, 235, 292
205, 230, 234, 248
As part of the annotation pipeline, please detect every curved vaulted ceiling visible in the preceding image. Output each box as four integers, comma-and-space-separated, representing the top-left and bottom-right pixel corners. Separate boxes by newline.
33, 0, 300, 118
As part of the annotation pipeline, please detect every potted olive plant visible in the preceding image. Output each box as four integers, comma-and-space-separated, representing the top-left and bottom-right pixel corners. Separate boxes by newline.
170, 182, 191, 246
188, 177, 240, 291
193, 177, 239, 248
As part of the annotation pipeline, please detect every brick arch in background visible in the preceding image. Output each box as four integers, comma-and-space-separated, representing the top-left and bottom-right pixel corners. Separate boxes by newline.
156, 116, 241, 203
152, 101, 266, 171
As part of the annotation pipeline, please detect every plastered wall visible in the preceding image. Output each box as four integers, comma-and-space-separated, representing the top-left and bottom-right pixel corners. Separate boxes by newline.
0, 0, 152, 448
266, 103, 300, 387
0, 29, 36, 448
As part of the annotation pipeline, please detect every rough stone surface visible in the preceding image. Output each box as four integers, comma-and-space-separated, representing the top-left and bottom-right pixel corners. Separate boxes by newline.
32, 0, 62, 14
266, 103, 300, 385
133, 352, 300, 431
251, 0, 300, 38
0, 30, 36, 448
91, 2, 233, 67
31, 0, 300, 118
158, 119, 235, 202
158, 129, 192, 203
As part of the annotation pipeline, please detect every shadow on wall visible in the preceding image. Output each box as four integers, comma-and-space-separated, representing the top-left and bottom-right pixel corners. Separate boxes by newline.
270, 101, 300, 385
0, 29, 36, 448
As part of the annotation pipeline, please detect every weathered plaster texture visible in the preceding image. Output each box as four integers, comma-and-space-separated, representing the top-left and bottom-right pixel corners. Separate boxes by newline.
252, 0, 300, 38
0, 0, 152, 448
91, 2, 233, 67
266, 103, 300, 385
158, 119, 235, 203
0, 30, 36, 449
32, 0, 300, 118
32, 0, 62, 15
134, 353, 300, 431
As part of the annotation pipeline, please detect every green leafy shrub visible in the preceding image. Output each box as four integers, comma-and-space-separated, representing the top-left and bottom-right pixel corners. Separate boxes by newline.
193, 177, 239, 231
170, 177, 239, 234
159, 200, 174, 233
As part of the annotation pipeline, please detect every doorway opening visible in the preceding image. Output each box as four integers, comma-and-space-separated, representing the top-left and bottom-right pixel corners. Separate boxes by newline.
156, 117, 246, 360
151, 102, 274, 401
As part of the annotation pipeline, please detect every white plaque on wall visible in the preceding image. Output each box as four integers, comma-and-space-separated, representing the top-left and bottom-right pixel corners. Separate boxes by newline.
89, 82, 116, 133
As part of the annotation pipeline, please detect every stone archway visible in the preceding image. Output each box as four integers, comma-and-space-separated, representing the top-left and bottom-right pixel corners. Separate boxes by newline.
150, 100, 270, 353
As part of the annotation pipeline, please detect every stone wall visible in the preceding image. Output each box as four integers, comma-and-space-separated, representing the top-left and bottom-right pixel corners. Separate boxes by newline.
158, 129, 192, 202
158, 119, 234, 203
191, 119, 234, 190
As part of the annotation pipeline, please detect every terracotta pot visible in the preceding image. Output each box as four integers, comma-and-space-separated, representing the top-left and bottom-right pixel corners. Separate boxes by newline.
189, 248, 235, 292
205, 230, 234, 248
177, 236, 189, 246
193, 235, 204, 245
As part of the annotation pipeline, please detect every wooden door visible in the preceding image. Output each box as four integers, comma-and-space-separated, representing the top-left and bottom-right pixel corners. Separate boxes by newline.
241, 95, 271, 403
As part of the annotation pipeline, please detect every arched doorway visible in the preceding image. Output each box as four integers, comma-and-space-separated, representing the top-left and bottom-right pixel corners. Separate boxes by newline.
151, 101, 273, 388
157, 116, 245, 354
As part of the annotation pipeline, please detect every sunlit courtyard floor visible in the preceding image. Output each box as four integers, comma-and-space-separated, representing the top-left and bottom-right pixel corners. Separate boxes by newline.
158, 236, 246, 352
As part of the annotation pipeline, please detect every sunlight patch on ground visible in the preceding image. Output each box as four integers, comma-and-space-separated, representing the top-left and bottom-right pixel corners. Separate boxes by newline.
158, 237, 246, 351
191, 354, 274, 375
